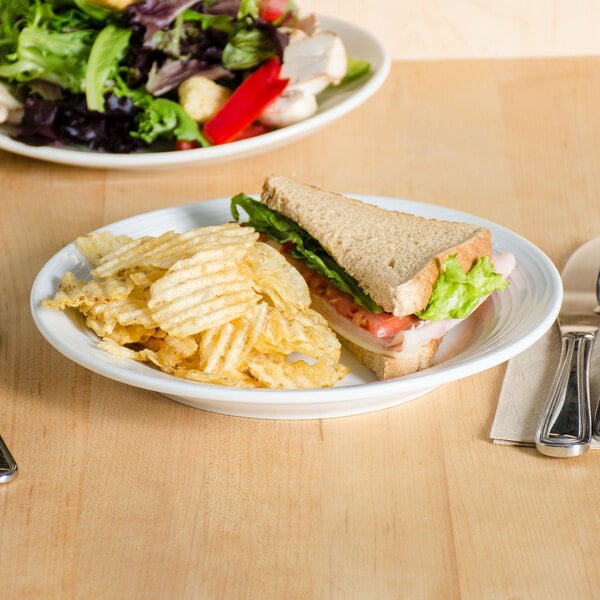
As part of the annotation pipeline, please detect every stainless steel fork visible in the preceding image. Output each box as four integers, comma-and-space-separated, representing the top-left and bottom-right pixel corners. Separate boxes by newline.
0, 434, 18, 483
593, 272, 600, 440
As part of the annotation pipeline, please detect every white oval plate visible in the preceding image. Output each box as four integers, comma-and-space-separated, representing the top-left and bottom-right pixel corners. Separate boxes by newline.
0, 16, 389, 170
30, 196, 562, 419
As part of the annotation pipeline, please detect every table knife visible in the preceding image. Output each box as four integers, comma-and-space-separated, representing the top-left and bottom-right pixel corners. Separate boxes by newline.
535, 237, 600, 457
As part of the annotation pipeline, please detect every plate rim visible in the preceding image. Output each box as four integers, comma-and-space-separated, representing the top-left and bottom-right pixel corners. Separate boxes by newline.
0, 15, 391, 170
30, 194, 563, 413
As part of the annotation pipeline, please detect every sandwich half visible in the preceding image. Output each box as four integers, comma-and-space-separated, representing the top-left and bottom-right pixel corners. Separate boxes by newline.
231, 176, 515, 380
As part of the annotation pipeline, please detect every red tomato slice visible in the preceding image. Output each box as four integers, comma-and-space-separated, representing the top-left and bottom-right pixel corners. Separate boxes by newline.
325, 285, 416, 337
302, 268, 416, 338
260, 0, 291, 21
274, 244, 417, 337
357, 311, 417, 338
175, 140, 199, 151
231, 121, 272, 141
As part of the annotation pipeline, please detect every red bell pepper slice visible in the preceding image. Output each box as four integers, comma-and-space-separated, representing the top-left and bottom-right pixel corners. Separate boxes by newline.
203, 58, 288, 145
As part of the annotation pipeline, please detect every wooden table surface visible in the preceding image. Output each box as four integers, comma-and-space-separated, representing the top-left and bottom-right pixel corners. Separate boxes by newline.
2, 58, 600, 599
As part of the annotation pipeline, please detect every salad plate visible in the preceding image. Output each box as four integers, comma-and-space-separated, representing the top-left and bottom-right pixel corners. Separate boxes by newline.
0, 16, 389, 171
30, 195, 562, 420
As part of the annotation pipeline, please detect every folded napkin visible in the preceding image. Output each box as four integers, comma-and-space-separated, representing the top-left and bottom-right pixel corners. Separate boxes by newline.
490, 325, 600, 447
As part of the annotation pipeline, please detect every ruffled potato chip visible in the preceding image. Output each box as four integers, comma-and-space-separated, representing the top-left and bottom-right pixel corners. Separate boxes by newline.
245, 352, 348, 389
92, 223, 257, 278
76, 231, 133, 267
240, 241, 310, 317
198, 302, 268, 373
44, 222, 348, 390
173, 366, 260, 388
256, 307, 341, 361
42, 271, 134, 310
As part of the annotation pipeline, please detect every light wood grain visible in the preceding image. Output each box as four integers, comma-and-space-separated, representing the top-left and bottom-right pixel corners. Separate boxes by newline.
302, 0, 600, 60
2, 57, 600, 599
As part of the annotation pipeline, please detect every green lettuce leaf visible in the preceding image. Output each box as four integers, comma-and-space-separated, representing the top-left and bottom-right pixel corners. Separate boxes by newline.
73, 0, 113, 19
0, 0, 110, 92
416, 254, 508, 320
340, 57, 371, 85
230, 193, 383, 313
0, 0, 33, 62
0, 26, 94, 93
180, 10, 235, 34
85, 24, 131, 112
222, 29, 276, 70
237, 0, 260, 19
132, 97, 210, 146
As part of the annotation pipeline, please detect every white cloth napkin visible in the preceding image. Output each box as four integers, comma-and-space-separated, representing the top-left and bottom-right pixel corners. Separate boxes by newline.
490, 325, 600, 447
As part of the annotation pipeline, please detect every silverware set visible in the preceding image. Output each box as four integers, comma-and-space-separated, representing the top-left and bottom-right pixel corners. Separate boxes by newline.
535, 237, 600, 457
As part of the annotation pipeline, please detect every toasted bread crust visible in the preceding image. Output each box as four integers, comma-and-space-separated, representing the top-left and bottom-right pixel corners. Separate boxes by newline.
341, 336, 443, 380
390, 228, 492, 315
261, 175, 492, 316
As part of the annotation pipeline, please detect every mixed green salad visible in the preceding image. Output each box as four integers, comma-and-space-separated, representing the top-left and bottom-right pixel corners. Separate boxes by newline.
0, 0, 370, 153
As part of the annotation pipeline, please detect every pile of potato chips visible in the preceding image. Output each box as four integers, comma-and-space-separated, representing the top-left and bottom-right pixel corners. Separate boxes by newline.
43, 223, 348, 389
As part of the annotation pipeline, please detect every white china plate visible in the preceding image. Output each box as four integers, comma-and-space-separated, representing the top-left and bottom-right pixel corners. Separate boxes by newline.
0, 16, 389, 170
30, 196, 562, 419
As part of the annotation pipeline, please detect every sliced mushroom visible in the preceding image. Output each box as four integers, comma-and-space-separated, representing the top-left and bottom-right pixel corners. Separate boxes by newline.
278, 26, 309, 44
0, 82, 23, 125
259, 88, 318, 128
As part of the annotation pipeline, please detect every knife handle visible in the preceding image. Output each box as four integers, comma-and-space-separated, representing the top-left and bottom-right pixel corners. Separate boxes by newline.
535, 331, 594, 457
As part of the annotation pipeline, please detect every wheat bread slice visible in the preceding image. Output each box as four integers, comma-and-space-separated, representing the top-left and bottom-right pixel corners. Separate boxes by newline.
341, 335, 443, 380
261, 175, 492, 316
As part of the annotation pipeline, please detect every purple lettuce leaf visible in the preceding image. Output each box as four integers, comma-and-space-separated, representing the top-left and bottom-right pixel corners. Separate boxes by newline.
145, 59, 232, 96
203, 1, 241, 17
126, 0, 202, 40
17, 95, 148, 153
